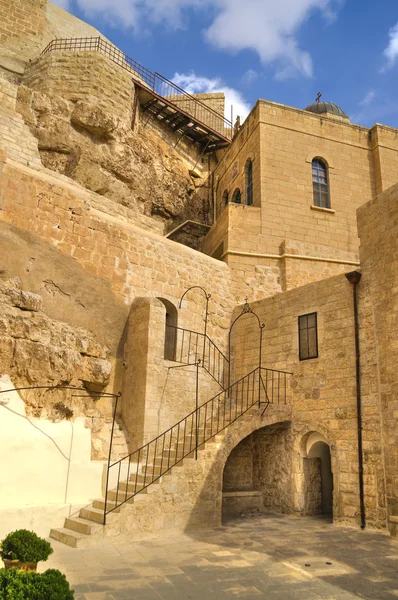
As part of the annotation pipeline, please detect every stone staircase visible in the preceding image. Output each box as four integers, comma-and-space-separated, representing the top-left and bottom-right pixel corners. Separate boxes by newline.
50, 366, 291, 547
50, 431, 222, 547
50, 396, 254, 548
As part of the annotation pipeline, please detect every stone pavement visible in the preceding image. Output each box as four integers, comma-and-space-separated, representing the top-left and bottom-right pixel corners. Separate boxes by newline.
45, 513, 398, 599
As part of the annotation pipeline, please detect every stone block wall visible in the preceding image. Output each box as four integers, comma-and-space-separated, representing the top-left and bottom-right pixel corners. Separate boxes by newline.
357, 182, 398, 532
23, 52, 134, 121
229, 272, 386, 528
0, 78, 42, 168
370, 125, 398, 195
0, 154, 280, 348
214, 103, 261, 215
222, 422, 293, 515
0, 0, 46, 61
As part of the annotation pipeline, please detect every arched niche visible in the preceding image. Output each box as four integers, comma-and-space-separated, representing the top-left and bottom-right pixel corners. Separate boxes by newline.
245, 158, 253, 205
157, 297, 178, 361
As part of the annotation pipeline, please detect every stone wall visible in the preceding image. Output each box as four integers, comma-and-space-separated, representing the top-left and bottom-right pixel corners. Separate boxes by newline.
0, 0, 46, 75
0, 154, 279, 347
23, 52, 134, 121
122, 297, 221, 446
357, 182, 398, 533
0, 152, 282, 461
214, 104, 261, 215
0, 0, 109, 77
222, 422, 293, 515
204, 97, 398, 291
0, 79, 42, 169
229, 272, 386, 528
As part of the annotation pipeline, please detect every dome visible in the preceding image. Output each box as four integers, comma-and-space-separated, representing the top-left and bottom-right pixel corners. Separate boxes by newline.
304, 101, 349, 121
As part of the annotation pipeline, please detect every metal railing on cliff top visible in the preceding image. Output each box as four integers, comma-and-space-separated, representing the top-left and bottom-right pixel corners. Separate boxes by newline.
41, 37, 232, 140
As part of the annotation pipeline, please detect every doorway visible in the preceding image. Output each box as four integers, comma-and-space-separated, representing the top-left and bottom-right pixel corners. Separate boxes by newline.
304, 440, 333, 516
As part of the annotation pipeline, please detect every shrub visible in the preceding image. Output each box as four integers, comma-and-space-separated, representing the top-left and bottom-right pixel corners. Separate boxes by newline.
0, 530, 53, 563
0, 568, 74, 599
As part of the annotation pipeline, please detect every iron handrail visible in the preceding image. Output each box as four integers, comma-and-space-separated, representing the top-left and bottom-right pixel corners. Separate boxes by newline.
108, 365, 257, 470
40, 37, 232, 140
165, 324, 229, 388
103, 365, 292, 522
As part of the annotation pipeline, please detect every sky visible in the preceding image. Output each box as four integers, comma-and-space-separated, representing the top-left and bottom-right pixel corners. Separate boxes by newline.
52, 0, 398, 128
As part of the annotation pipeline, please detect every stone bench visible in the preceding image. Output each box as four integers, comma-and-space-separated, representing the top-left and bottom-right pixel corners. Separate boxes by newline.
222, 490, 263, 516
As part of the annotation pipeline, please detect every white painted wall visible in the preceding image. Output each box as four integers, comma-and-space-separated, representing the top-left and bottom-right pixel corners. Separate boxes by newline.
0, 376, 104, 538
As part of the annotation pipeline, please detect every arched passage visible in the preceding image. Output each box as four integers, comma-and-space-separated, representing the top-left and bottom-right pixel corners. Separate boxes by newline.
221, 421, 293, 522
157, 297, 178, 360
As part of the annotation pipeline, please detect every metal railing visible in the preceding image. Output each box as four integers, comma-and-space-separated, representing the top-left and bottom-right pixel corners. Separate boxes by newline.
41, 37, 232, 140
103, 365, 292, 523
165, 325, 229, 389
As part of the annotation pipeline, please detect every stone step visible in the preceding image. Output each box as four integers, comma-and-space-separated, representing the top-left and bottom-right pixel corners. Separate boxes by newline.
129, 472, 161, 484
64, 516, 103, 536
79, 506, 114, 524
92, 498, 122, 512
106, 488, 136, 503
50, 527, 93, 549
119, 479, 159, 495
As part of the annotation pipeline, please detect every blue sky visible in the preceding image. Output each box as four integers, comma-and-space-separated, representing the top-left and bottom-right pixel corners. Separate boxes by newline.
54, 0, 398, 128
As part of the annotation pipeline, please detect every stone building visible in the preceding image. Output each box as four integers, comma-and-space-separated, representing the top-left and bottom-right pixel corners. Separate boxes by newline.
1, 0, 398, 547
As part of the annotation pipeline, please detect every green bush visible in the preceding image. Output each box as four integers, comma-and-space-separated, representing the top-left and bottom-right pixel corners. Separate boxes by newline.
0, 568, 74, 599
0, 530, 53, 563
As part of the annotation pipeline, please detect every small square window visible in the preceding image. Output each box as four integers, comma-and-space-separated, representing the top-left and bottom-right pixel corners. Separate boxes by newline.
298, 313, 318, 360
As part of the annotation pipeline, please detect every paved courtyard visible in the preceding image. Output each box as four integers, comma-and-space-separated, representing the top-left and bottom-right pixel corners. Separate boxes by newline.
46, 513, 398, 599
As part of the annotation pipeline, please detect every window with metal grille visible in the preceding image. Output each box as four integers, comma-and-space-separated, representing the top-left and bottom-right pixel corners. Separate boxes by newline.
232, 188, 241, 204
246, 159, 253, 205
298, 312, 318, 360
312, 159, 330, 208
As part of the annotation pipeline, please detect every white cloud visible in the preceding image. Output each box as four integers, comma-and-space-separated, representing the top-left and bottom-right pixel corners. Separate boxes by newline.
350, 90, 398, 127
52, 0, 71, 9
242, 69, 258, 85
72, 0, 343, 78
382, 22, 398, 71
172, 72, 251, 121
359, 90, 376, 107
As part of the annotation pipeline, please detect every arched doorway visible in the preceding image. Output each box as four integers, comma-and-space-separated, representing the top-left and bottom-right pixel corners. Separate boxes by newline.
303, 435, 333, 517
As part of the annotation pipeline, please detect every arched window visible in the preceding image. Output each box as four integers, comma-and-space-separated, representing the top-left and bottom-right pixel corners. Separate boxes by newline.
222, 190, 229, 206
312, 159, 330, 208
158, 298, 178, 361
232, 188, 241, 204
245, 159, 253, 206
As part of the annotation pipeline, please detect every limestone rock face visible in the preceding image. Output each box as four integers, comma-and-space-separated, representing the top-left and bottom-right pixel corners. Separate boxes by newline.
0, 277, 112, 414
0, 277, 128, 460
16, 86, 209, 231
71, 101, 118, 140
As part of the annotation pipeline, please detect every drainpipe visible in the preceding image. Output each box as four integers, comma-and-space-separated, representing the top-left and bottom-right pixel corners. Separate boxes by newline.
345, 270, 365, 529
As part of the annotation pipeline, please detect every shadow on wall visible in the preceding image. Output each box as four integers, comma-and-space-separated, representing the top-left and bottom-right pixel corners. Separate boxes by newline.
0, 376, 103, 520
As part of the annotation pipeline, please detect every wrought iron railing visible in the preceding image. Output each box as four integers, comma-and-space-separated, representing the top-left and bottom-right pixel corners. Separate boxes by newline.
165, 325, 229, 389
40, 37, 232, 139
103, 365, 291, 523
